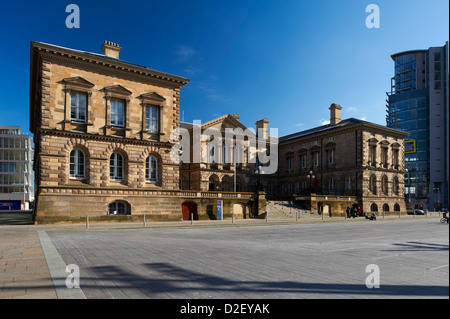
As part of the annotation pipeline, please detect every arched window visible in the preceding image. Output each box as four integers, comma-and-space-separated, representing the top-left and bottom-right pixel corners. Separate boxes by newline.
70, 149, 85, 179
146, 156, 158, 182
394, 203, 401, 212
383, 204, 390, 212
110, 153, 123, 181
209, 175, 219, 191
381, 175, 389, 195
370, 203, 378, 212
108, 201, 130, 215
393, 176, 400, 195
369, 174, 377, 194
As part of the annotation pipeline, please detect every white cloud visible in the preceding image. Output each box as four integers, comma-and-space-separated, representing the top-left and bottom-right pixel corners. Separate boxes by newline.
347, 106, 358, 112
295, 122, 304, 127
174, 45, 196, 62
320, 120, 330, 125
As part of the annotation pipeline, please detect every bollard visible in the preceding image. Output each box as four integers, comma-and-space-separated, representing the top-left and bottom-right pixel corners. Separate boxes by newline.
232, 212, 234, 224
143, 214, 146, 227
266, 211, 268, 223
191, 213, 193, 225
86, 215, 89, 229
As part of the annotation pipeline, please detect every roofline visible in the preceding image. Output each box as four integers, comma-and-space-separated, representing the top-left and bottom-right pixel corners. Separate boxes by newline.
390, 49, 427, 61
279, 118, 409, 145
30, 41, 190, 86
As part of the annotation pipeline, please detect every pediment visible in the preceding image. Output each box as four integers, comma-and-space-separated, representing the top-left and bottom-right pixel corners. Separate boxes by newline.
137, 92, 166, 103
203, 114, 251, 133
102, 84, 132, 96
379, 140, 390, 146
60, 76, 95, 89
368, 137, 379, 144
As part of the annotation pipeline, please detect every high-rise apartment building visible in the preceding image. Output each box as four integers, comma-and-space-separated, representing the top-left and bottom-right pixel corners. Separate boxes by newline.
387, 42, 449, 211
0, 126, 34, 210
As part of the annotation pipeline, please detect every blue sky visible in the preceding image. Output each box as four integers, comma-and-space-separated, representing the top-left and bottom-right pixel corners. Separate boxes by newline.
0, 0, 448, 137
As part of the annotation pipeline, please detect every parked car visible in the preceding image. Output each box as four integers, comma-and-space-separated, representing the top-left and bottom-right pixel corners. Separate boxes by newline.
414, 209, 425, 215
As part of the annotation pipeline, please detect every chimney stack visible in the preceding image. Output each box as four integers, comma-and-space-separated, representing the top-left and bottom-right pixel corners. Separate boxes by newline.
256, 118, 269, 139
329, 103, 342, 125
101, 41, 122, 59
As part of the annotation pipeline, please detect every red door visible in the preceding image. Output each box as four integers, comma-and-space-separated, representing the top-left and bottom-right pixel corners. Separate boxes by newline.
182, 202, 197, 220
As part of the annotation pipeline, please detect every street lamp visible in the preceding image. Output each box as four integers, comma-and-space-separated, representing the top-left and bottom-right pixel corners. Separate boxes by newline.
255, 165, 262, 192
307, 171, 315, 194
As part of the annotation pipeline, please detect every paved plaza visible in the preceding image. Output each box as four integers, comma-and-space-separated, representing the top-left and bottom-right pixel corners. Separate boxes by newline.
1, 217, 448, 299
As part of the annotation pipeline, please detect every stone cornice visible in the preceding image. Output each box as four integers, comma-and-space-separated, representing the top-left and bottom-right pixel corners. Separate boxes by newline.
37, 128, 174, 148
31, 41, 190, 88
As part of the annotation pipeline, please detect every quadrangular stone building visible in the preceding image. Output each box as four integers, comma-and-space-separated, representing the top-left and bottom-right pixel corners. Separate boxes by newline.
274, 104, 410, 216
30, 41, 258, 223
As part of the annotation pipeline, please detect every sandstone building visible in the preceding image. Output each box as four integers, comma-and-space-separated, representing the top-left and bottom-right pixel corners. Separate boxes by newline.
30, 41, 260, 223
274, 104, 410, 216
29, 40, 409, 223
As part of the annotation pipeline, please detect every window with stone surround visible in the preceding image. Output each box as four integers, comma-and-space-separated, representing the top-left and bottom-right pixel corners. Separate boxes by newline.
146, 156, 158, 183
369, 174, 377, 194
381, 175, 389, 195
70, 92, 87, 123
110, 99, 125, 128
145, 105, 159, 133
108, 201, 130, 215
69, 149, 85, 179
110, 153, 124, 181
60, 77, 94, 131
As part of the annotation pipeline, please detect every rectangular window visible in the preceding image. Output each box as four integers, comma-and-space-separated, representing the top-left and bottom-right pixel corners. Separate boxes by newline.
70, 92, 87, 123
328, 179, 335, 193
313, 152, 319, 167
328, 149, 335, 165
369, 146, 376, 164
146, 106, 159, 133
393, 150, 399, 167
345, 177, 351, 192
287, 157, 293, 171
301, 154, 307, 169
110, 100, 125, 128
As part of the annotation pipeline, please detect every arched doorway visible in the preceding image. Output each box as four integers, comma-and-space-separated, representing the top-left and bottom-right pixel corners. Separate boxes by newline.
182, 202, 198, 221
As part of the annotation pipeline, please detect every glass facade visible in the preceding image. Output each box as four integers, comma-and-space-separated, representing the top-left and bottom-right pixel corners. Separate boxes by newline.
394, 54, 417, 93
0, 127, 34, 209
388, 91, 429, 209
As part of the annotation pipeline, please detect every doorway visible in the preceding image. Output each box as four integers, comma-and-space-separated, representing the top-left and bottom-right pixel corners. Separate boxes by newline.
182, 202, 198, 220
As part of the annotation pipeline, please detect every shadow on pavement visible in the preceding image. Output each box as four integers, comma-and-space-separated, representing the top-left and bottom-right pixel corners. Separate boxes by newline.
0, 212, 34, 225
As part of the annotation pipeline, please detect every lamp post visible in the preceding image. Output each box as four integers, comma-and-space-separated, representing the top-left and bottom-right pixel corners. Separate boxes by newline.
307, 171, 315, 194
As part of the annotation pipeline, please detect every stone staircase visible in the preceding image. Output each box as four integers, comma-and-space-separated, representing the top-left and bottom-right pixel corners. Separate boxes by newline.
266, 201, 314, 219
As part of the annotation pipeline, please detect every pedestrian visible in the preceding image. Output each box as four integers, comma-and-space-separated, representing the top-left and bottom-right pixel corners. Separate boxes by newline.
346, 206, 351, 218
358, 206, 362, 217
